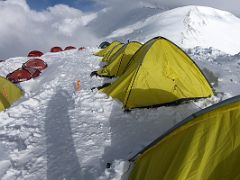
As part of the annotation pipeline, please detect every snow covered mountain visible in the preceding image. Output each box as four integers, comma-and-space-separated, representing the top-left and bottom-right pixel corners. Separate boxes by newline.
106, 6, 240, 55
88, 6, 167, 38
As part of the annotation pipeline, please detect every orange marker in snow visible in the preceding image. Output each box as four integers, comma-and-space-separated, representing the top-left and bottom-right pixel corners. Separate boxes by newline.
75, 80, 81, 91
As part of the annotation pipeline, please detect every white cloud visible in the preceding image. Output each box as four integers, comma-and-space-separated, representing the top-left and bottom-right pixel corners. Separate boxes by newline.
0, 0, 98, 59
93, 0, 240, 16
88, 0, 165, 38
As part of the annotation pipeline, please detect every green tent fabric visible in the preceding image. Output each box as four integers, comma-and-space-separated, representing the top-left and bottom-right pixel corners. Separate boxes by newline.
129, 95, 240, 180
96, 41, 142, 77
0, 76, 24, 112
100, 37, 214, 109
101, 43, 124, 63
94, 41, 121, 57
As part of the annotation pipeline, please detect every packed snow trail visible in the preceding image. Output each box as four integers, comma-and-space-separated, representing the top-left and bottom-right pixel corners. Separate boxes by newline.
0, 47, 239, 179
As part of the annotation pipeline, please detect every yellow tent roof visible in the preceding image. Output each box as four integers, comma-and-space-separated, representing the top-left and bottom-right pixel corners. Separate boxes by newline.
129, 95, 240, 180
96, 41, 142, 77
94, 41, 121, 57
101, 43, 124, 63
0, 76, 24, 112
100, 37, 213, 109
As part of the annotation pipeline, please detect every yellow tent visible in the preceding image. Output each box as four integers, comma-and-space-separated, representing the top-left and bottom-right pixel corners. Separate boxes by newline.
129, 95, 240, 180
100, 37, 213, 109
96, 41, 142, 77
101, 43, 124, 63
0, 76, 24, 112
94, 41, 121, 57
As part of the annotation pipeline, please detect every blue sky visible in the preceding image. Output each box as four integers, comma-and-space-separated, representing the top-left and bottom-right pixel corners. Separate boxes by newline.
26, 0, 240, 16
27, 0, 100, 11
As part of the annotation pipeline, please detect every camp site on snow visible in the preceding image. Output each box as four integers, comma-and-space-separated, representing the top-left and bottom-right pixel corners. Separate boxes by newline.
1, 35, 240, 179
1, 1, 240, 179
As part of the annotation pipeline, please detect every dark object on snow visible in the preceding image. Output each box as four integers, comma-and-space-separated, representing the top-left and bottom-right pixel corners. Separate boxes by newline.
79, 47, 86, 51
6, 67, 41, 83
64, 46, 76, 51
106, 163, 111, 169
90, 71, 97, 77
23, 59, 48, 71
0, 59, 5, 63
90, 83, 111, 91
27, 50, 44, 57
50, 47, 63, 53
99, 41, 110, 49
97, 83, 111, 89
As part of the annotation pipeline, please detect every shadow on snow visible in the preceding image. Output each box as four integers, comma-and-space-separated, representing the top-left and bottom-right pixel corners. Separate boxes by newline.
45, 89, 82, 180
101, 98, 199, 176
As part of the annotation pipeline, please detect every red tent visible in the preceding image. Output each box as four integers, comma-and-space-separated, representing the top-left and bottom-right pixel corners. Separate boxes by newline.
28, 50, 43, 57
79, 47, 86, 51
50, 47, 63, 53
23, 59, 47, 71
64, 46, 76, 51
24, 67, 41, 78
6, 67, 41, 83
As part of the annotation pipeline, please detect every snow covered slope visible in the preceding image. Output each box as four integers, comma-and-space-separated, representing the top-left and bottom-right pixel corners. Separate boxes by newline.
107, 6, 240, 55
89, 6, 166, 38
0, 46, 240, 179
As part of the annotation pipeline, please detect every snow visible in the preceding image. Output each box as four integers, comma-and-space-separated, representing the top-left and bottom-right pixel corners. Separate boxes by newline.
0, 46, 239, 179
107, 6, 240, 55
0, 5, 240, 180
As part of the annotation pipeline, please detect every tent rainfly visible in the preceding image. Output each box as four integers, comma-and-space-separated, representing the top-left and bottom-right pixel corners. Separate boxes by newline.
94, 41, 121, 57
50, 47, 63, 53
129, 95, 240, 180
101, 43, 124, 63
64, 46, 76, 51
0, 76, 24, 112
96, 41, 142, 77
27, 50, 43, 57
100, 37, 214, 109
23, 59, 48, 71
